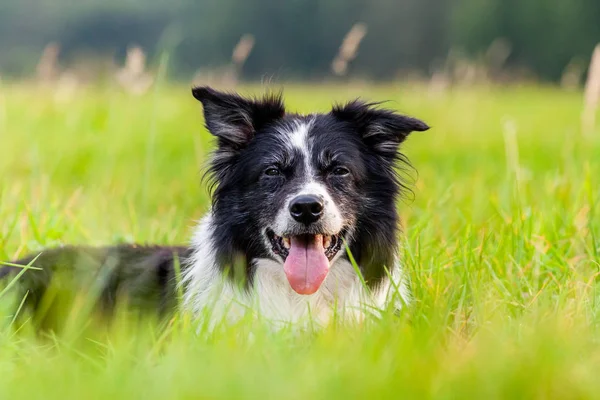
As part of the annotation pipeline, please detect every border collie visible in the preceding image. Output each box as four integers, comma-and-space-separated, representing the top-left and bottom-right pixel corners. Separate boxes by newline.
1, 87, 428, 328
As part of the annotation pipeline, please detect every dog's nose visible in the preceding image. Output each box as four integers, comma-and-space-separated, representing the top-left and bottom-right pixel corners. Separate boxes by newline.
289, 195, 324, 225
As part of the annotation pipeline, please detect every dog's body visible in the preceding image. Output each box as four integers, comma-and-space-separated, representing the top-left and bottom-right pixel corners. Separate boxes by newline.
2, 87, 428, 328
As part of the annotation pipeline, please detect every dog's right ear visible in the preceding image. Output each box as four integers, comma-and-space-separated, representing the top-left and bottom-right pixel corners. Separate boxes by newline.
192, 86, 285, 151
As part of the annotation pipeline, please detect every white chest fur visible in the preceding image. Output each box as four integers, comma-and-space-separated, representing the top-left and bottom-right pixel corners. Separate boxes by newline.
182, 214, 411, 328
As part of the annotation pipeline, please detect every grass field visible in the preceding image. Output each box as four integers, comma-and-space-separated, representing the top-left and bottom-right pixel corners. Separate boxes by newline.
0, 81, 599, 399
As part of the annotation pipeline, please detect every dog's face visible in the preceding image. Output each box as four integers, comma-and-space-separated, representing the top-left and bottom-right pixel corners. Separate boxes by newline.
193, 87, 428, 295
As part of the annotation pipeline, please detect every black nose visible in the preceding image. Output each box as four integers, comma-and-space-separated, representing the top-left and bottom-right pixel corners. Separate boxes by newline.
289, 195, 324, 225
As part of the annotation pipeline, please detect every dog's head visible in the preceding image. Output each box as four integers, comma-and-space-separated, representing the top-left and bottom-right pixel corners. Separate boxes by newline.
193, 87, 428, 295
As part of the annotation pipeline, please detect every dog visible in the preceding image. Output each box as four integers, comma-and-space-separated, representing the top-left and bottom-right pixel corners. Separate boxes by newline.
1, 87, 429, 328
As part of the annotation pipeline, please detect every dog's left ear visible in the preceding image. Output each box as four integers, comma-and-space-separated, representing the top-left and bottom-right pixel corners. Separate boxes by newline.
331, 100, 429, 158
192, 86, 285, 151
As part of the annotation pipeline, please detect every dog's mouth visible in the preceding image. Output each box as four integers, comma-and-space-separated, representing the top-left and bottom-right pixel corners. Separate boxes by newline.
266, 230, 344, 261
266, 229, 346, 295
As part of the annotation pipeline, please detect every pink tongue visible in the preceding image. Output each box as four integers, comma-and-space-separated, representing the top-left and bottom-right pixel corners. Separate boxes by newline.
283, 235, 330, 295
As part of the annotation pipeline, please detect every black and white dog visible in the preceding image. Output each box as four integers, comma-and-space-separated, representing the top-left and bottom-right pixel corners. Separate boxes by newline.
2, 87, 428, 327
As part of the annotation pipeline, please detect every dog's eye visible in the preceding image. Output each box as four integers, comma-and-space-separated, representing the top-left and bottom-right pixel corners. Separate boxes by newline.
264, 167, 281, 176
332, 167, 350, 176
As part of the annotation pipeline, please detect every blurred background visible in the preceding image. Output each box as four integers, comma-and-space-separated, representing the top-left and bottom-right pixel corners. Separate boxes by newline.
1, 0, 599, 86
1, 3, 600, 396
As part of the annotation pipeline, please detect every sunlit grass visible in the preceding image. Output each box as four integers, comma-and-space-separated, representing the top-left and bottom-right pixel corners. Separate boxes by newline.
0, 81, 599, 398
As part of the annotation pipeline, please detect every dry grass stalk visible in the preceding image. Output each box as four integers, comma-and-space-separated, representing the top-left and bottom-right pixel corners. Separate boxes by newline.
561, 59, 584, 91
220, 65, 239, 88
232, 34, 255, 66
582, 44, 600, 135
485, 38, 511, 81
445, 48, 488, 86
193, 34, 255, 88
486, 39, 511, 69
0, 77, 5, 130
53, 72, 80, 104
226, 34, 256, 87
332, 23, 367, 76
116, 46, 154, 95
192, 65, 238, 89
428, 70, 451, 96
37, 42, 61, 82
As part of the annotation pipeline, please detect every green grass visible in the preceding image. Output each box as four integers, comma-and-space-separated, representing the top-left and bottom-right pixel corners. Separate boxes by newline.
0, 81, 599, 399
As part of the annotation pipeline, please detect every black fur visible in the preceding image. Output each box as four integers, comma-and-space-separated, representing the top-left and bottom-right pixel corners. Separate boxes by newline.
194, 87, 428, 288
2, 87, 428, 322
2, 245, 191, 324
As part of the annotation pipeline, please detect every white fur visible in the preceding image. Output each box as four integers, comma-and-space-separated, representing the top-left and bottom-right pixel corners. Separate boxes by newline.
289, 120, 311, 155
182, 213, 411, 330
285, 119, 314, 178
273, 119, 344, 236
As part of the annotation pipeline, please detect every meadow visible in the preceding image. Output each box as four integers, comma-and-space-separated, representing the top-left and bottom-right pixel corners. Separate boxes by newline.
0, 81, 599, 399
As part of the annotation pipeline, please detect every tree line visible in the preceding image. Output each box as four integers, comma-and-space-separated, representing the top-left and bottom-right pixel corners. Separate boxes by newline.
0, 0, 598, 81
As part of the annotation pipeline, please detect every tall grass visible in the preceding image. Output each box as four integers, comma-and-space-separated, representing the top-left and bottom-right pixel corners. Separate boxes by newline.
0, 82, 599, 398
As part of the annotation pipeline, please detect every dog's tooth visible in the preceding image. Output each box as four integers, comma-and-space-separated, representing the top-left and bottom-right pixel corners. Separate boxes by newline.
283, 237, 291, 249
324, 236, 331, 249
